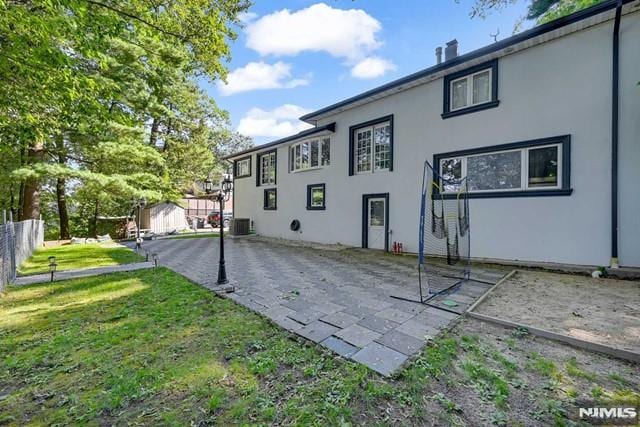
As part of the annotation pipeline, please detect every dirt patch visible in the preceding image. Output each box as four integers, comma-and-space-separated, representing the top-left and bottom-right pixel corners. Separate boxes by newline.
473, 270, 640, 354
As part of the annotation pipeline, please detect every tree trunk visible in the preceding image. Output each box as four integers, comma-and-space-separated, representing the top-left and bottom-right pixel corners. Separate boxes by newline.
21, 141, 44, 220
88, 198, 99, 238
149, 117, 159, 147
55, 135, 70, 239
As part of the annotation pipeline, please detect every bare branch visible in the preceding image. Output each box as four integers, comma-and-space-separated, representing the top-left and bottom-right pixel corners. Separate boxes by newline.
85, 0, 188, 41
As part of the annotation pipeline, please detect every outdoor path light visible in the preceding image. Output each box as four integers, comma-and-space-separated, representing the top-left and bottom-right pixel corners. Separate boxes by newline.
204, 174, 233, 288
48, 256, 57, 283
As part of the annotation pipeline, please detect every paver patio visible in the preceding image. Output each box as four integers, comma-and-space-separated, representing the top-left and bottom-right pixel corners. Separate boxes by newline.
132, 237, 505, 375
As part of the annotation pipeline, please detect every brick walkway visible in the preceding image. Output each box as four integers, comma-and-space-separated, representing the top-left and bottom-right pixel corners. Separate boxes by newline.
134, 237, 505, 376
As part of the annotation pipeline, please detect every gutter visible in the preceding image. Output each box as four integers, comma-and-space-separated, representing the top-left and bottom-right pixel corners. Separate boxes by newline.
610, 0, 622, 268
222, 122, 336, 160
300, 0, 634, 124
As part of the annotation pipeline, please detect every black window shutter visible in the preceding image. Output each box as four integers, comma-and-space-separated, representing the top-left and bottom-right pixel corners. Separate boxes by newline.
348, 131, 354, 176
389, 116, 394, 172
255, 154, 260, 187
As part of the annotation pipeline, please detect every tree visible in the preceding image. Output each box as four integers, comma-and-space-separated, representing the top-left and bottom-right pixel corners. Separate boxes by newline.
212, 129, 255, 159
1, 0, 250, 237
467, 0, 602, 23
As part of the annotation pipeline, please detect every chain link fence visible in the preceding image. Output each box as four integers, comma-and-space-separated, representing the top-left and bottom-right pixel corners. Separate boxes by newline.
1, 212, 44, 291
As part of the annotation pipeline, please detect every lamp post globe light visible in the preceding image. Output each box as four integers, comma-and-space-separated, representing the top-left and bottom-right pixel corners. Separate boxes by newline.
204, 174, 233, 286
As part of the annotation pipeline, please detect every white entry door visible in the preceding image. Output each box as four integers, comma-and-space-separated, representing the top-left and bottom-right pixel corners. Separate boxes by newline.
367, 197, 386, 250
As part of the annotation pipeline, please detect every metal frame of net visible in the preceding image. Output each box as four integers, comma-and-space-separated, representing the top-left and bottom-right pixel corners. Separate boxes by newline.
415, 160, 471, 303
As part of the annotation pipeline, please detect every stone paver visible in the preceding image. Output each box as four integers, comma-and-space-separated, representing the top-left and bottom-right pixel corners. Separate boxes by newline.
130, 237, 503, 376
287, 308, 324, 325
357, 315, 400, 334
395, 319, 440, 341
321, 336, 360, 357
375, 330, 425, 356
335, 324, 382, 348
298, 320, 339, 342
352, 342, 408, 376
376, 307, 416, 324
320, 311, 361, 328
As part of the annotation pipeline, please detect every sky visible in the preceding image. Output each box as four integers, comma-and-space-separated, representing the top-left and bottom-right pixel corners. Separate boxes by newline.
200, 0, 533, 146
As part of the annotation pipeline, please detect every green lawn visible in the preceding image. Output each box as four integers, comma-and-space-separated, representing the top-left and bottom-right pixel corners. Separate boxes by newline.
18, 243, 144, 276
1, 269, 637, 425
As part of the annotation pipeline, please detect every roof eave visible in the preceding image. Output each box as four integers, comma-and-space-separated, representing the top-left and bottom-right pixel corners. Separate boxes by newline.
223, 122, 336, 160
300, 0, 634, 123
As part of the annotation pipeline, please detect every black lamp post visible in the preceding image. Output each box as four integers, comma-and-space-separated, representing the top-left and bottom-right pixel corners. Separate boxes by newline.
204, 175, 233, 286
48, 256, 57, 283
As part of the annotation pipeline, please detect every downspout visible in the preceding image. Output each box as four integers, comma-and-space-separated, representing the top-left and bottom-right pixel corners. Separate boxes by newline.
610, 0, 622, 268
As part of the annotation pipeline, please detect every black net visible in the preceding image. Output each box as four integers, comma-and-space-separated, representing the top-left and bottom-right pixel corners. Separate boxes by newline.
418, 161, 470, 300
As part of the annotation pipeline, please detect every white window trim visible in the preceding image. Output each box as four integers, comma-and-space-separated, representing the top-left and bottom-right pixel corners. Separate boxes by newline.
440, 143, 562, 193
354, 121, 391, 175
290, 138, 330, 173
449, 68, 492, 112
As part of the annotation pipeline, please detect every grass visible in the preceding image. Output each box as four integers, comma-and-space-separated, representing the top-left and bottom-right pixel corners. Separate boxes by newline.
18, 243, 144, 276
1, 268, 637, 425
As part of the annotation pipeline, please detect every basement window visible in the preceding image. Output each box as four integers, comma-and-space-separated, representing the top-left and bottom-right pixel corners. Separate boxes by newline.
306, 184, 325, 210
434, 135, 572, 199
263, 188, 277, 210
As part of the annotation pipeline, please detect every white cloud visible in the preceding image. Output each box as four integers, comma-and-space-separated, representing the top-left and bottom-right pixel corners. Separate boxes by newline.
245, 3, 382, 61
350, 57, 396, 79
237, 11, 258, 24
218, 61, 310, 96
237, 104, 314, 138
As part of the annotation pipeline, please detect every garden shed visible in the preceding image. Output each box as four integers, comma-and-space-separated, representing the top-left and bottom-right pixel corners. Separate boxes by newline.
138, 202, 188, 234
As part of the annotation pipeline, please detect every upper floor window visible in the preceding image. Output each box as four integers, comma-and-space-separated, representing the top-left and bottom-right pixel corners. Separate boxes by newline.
235, 156, 251, 178
434, 135, 572, 198
442, 59, 499, 119
289, 138, 330, 172
349, 115, 394, 176
258, 151, 276, 186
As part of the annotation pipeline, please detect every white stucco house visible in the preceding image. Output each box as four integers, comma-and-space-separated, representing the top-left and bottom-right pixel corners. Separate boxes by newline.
226, 0, 640, 268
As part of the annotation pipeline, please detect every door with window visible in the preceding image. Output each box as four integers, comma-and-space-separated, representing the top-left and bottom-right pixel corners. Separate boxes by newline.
363, 194, 388, 251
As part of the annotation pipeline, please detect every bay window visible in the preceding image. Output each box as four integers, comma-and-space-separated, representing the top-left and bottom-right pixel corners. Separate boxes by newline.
289, 138, 330, 172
